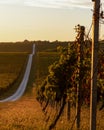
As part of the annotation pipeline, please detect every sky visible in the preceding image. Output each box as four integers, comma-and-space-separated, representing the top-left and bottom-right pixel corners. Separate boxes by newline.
0, 0, 104, 42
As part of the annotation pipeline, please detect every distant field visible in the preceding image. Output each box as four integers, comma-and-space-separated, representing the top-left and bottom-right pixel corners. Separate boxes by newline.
35, 41, 68, 52
0, 53, 28, 99
0, 42, 34, 99
0, 42, 33, 53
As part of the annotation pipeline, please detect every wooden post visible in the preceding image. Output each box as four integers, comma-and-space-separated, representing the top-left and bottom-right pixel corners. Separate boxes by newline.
75, 25, 85, 129
90, 0, 100, 130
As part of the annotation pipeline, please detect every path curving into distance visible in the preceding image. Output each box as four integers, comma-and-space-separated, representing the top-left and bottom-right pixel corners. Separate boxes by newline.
0, 44, 35, 102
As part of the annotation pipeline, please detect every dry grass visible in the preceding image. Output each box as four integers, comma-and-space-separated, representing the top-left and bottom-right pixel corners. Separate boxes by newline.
0, 92, 104, 130
0, 95, 45, 130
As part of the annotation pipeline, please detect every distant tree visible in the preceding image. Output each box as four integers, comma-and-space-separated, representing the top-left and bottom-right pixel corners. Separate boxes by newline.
24, 39, 29, 43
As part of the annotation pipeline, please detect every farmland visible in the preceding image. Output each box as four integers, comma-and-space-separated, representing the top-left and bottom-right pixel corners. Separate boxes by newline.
0, 42, 33, 99
0, 41, 104, 130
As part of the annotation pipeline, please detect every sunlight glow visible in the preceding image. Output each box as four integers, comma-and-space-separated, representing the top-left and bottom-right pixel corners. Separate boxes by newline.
0, 0, 102, 42
0, 0, 93, 9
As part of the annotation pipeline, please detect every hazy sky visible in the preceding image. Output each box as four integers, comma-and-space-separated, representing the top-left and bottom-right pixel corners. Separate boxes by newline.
0, 0, 104, 42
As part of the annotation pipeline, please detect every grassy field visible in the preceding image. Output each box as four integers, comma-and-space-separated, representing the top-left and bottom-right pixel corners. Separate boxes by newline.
0, 42, 34, 99
0, 53, 29, 99
0, 95, 104, 130
0, 42, 104, 130
0, 42, 33, 53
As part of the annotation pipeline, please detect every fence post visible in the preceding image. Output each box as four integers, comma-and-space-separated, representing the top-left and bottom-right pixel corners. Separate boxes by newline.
75, 24, 85, 129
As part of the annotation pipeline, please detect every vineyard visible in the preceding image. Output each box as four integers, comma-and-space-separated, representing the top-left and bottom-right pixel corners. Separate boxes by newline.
0, 41, 104, 129
35, 37, 104, 129
0, 42, 33, 99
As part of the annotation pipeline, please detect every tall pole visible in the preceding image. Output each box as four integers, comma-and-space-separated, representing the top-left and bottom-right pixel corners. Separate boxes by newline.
90, 0, 100, 130
75, 25, 85, 130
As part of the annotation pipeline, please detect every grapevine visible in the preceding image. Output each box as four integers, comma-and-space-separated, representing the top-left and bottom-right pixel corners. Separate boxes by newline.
36, 38, 104, 129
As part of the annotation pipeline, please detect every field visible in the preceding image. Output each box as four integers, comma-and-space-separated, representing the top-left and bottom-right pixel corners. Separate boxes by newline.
0, 43, 33, 99
0, 53, 28, 98
0, 42, 104, 130
0, 95, 104, 130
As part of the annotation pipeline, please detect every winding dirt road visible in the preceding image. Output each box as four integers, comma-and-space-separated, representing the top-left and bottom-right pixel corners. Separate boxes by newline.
0, 44, 35, 102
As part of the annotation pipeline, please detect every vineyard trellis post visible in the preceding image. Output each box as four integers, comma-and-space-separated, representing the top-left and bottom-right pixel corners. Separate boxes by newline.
75, 24, 85, 130
90, 0, 100, 130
